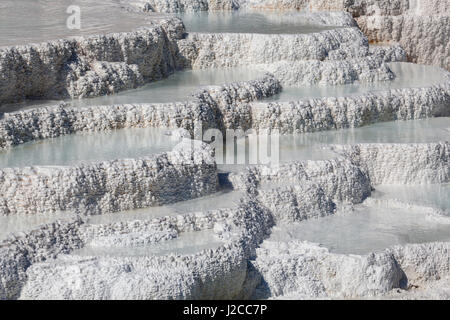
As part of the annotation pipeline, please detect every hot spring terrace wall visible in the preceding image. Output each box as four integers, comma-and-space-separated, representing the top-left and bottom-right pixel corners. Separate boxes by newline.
178, 27, 370, 68
0, 217, 84, 300
0, 74, 281, 148
336, 142, 450, 185
0, 18, 185, 105
132, 0, 448, 70
250, 240, 449, 299
0, 142, 218, 215
356, 15, 450, 70
129, 0, 238, 12
250, 83, 450, 133
3, 199, 274, 300
244, 0, 449, 70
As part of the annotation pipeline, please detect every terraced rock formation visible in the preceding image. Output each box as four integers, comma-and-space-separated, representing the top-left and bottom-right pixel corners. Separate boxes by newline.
0, 17, 185, 105
0, 1, 448, 301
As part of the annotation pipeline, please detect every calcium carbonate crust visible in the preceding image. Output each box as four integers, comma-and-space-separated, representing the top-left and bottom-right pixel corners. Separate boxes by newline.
250, 240, 449, 299
0, 17, 185, 105
335, 142, 450, 184
1, 140, 448, 300
122, 0, 237, 13
122, 0, 449, 70
0, 140, 218, 216
240, 0, 449, 70
260, 56, 396, 86
356, 14, 449, 70
2, 67, 448, 149
228, 158, 372, 204
0, 74, 280, 149
0, 0, 448, 301
249, 81, 450, 134
18, 199, 274, 300
0, 217, 84, 300
178, 27, 373, 69
129, 0, 447, 16
0, 7, 401, 108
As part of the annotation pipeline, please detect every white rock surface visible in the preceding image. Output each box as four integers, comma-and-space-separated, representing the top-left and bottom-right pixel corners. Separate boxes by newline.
0, 140, 218, 215
356, 14, 449, 70
123, 0, 236, 13
19, 200, 274, 300
243, 0, 449, 70
1, 141, 448, 299
261, 56, 395, 86
0, 217, 84, 300
0, 0, 448, 301
257, 182, 336, 222
229, 158, 372, 204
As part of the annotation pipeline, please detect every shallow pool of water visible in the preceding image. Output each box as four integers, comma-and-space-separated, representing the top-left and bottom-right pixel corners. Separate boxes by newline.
373, 184, 450, 215
87, 189, 244, 224
268, 201, 450, 255
75, 229, 223, 257
278, 117, 450, 146
0, 127, 177, 168
1, 117, 447, 170
266, 63, 449, 101
0, 0, 157, 47
1, 67, 266, 112
177, 10, 340, 34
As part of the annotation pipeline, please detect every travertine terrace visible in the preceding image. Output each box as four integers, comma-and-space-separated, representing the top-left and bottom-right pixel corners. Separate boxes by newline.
0, 0, 448, 300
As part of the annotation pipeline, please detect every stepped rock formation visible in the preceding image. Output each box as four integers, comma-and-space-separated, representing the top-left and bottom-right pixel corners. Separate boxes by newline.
0, 0, 448, 301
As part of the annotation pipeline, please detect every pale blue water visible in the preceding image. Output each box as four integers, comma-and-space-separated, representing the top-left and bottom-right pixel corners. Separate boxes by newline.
373, 184, 450, 215
0, 211, 76, 241
0, 0, 155, 47
266, 63, 449, 101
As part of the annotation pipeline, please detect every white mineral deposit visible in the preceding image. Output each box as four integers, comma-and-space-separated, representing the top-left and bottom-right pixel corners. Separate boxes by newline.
0, 0, 448, 301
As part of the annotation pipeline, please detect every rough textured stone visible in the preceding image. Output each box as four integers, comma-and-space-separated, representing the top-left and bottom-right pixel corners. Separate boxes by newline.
243, 0, 449, 70
0, 74, 280, 148
251, 240, 404, 299
257, 182, 336, 222
335, 142, 450, 185
387, 242, 449, 285
0, 217, 84, 300
19, 200, 274, 300
178, 27, 370, 68
0, 140, 218, 215
0, 17, 185, 105
261, 56, 395, 86
0, 0, 448, 301
229, 158, 372, 204
148, 0, 448, 70
356, 15, 450, 70
125, 0, 237, 12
